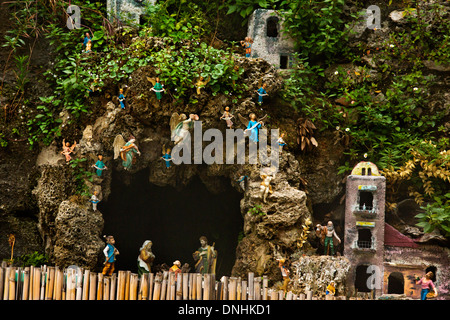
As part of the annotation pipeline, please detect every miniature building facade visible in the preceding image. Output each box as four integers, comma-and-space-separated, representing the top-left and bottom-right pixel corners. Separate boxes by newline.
107, 0, 155, 25
344, 161, 386, 297
247, 9, 295, 69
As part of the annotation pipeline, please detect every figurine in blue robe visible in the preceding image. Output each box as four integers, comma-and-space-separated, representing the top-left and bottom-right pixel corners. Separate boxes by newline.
256, 83, 268, 104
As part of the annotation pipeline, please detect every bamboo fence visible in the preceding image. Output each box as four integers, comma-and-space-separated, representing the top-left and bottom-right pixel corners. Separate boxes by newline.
0, 262, 356, 301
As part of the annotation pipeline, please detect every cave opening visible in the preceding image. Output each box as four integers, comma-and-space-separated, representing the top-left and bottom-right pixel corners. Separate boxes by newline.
101, 168, 244, 277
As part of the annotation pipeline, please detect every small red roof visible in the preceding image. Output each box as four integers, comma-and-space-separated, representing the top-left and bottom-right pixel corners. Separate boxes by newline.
384, 223, 419, 248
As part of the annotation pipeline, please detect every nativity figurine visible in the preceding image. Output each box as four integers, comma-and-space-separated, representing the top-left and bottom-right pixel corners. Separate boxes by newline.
238, 112, 267, 143
137, 240, 155, 276
315, 221, 341, 256
220, 106, 234, 129
170, 112, 199, 145
102, 235, 119, 276
61, 139, 77, 162
113, 134, 141, 170
193, 236, 217, 275
92, 154, 107, 177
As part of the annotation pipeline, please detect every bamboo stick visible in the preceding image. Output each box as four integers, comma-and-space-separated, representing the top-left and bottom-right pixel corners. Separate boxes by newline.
160, 271, 168, 300
54, 268, 63, 300
82, 269, 89, 300
236, 277, 242, 300
229, 277, 237, 300
270, 290, 277, 300
254, 277, 261, 300
0, 265, 4, 300
16, 268, 22, 300
97, 273, 104, 300
46, 267, 55, 300
3, 267, 10, 300
89, 272, 97, 300
139, 273, 148, 300
286, 291, 293, 300
110, 274, 117, 300
210, 274, 216, 300
241, 280, 247, 301
33, 268, 40, 300
76, 268, 83, 300
306, 290, 313, 300
176, 272, 182, 300
196, 273, 202, 300
203, 274, 210, 300
28, 265, 34, 300
103, 276, 110, 300
168, 272, 175, 300
262, 276, 268, 300
248, 272, 254, 300
189, 273, 195, 300
222, 276, 228, 300
278, 290, 284, 300
40, 265, 46, 300
152, 272, 162, 300
130, 273, 138, 300
148, 273, 154, 300
182, 273, 189, 300
22, 267, 30, 300
124, 271, 131, 300
117, 271, 124, 300
8, 267, 15, 300
299, 293, 306, 300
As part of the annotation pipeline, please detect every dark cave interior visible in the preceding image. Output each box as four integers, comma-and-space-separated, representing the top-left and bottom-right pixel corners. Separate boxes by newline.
101, 168, 244, 277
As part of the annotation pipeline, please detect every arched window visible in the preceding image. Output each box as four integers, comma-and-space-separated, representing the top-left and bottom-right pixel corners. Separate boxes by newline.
388, 272, 404, 294
266, 17, 279, 37
355, 265, 371, 292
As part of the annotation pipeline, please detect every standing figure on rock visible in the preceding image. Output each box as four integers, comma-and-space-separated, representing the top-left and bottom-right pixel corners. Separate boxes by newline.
238, 112, 267, 143
150, 77, 165, 100
240, 37, 253, 58
118, 88, 126, 109
220, 106, 234, 129
92, 154, 107, 177
193, 236, 217, 275
113, 134, 141, 170
256, 83, 268, 105
316, 221, 341, 256
260, 173, 274, 203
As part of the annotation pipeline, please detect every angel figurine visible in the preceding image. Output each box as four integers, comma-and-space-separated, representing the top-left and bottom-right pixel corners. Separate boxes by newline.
90, 191, 101, 211
278, 133, 286, 153
256, 83, 268, 104
61, 139, 77, 162
220, 106, 234, 129
260, 173, 274, 203
195, 76, 210, 95
170, 113, 199, 145
238, 113, 267, 143
161, 145, 173, 169
148, 76, 165, 100
113, 134, 141, 170
92, 154, 107, 177
118, 88, 126, 109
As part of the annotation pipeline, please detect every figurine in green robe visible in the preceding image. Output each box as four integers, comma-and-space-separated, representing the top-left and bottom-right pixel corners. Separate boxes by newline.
151, 77, 165, 100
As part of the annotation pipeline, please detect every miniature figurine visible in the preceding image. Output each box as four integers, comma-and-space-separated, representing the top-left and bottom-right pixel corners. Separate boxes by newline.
220, 106, 234, 129
260, 173, 274, 203
137, 240, 155, 276
170, 113, 199, 145
316, 221, 341, 256
85, 39, 92, 53
169, 260, 182, 282
118, 88, 126, 109
150, 77, 165, 100
113, 134, 141, 170
61, 139, 77, 162
161, 146, 173, 169
240, 37, 253, 58
83, 32, 92, 51
102, 235, 119, 276
256, 83, 268, 105
277, 258, 290, 294
238, 113, 267, 143
195, 76, 210, 95
90, 191, 101, 211
193, 236, 217, 275
415, 271, 438, 300
92, 154, 107, 177
326, 281, 336, 296
237, 174, 248, 191
278, 133, 286, 153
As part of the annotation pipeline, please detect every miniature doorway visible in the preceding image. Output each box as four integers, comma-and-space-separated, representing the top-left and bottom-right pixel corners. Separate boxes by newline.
102, 168, 243, 277
266, 16, 279, 37
387, 272, 404, 294
355, 264, 371, 292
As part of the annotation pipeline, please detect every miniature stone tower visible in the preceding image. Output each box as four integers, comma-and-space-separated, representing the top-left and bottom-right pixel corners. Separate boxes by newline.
107, 0, 155, 25
343, 161, 386, 297
247, 9, 295, 69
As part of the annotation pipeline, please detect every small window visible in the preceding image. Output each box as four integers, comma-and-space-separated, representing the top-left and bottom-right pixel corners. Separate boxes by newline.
357, 228, 372, 249
361, 168, 366, 175
266, 17, 279, 37
359, 191, 373, 210
367, 167, 372, 176
280, 55, 288, 69
388, 272, 404, 294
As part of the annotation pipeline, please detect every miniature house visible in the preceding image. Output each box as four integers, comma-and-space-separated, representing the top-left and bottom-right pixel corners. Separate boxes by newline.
344, 161, 386, 297
247, 9, 296, 69
344, 161, 450, 299
107, 0, 155, 25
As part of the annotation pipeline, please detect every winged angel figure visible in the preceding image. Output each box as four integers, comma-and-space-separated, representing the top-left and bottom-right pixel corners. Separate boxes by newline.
170, 112, 199, 145
237, 113, 268, 143
113, 134, 141, 170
